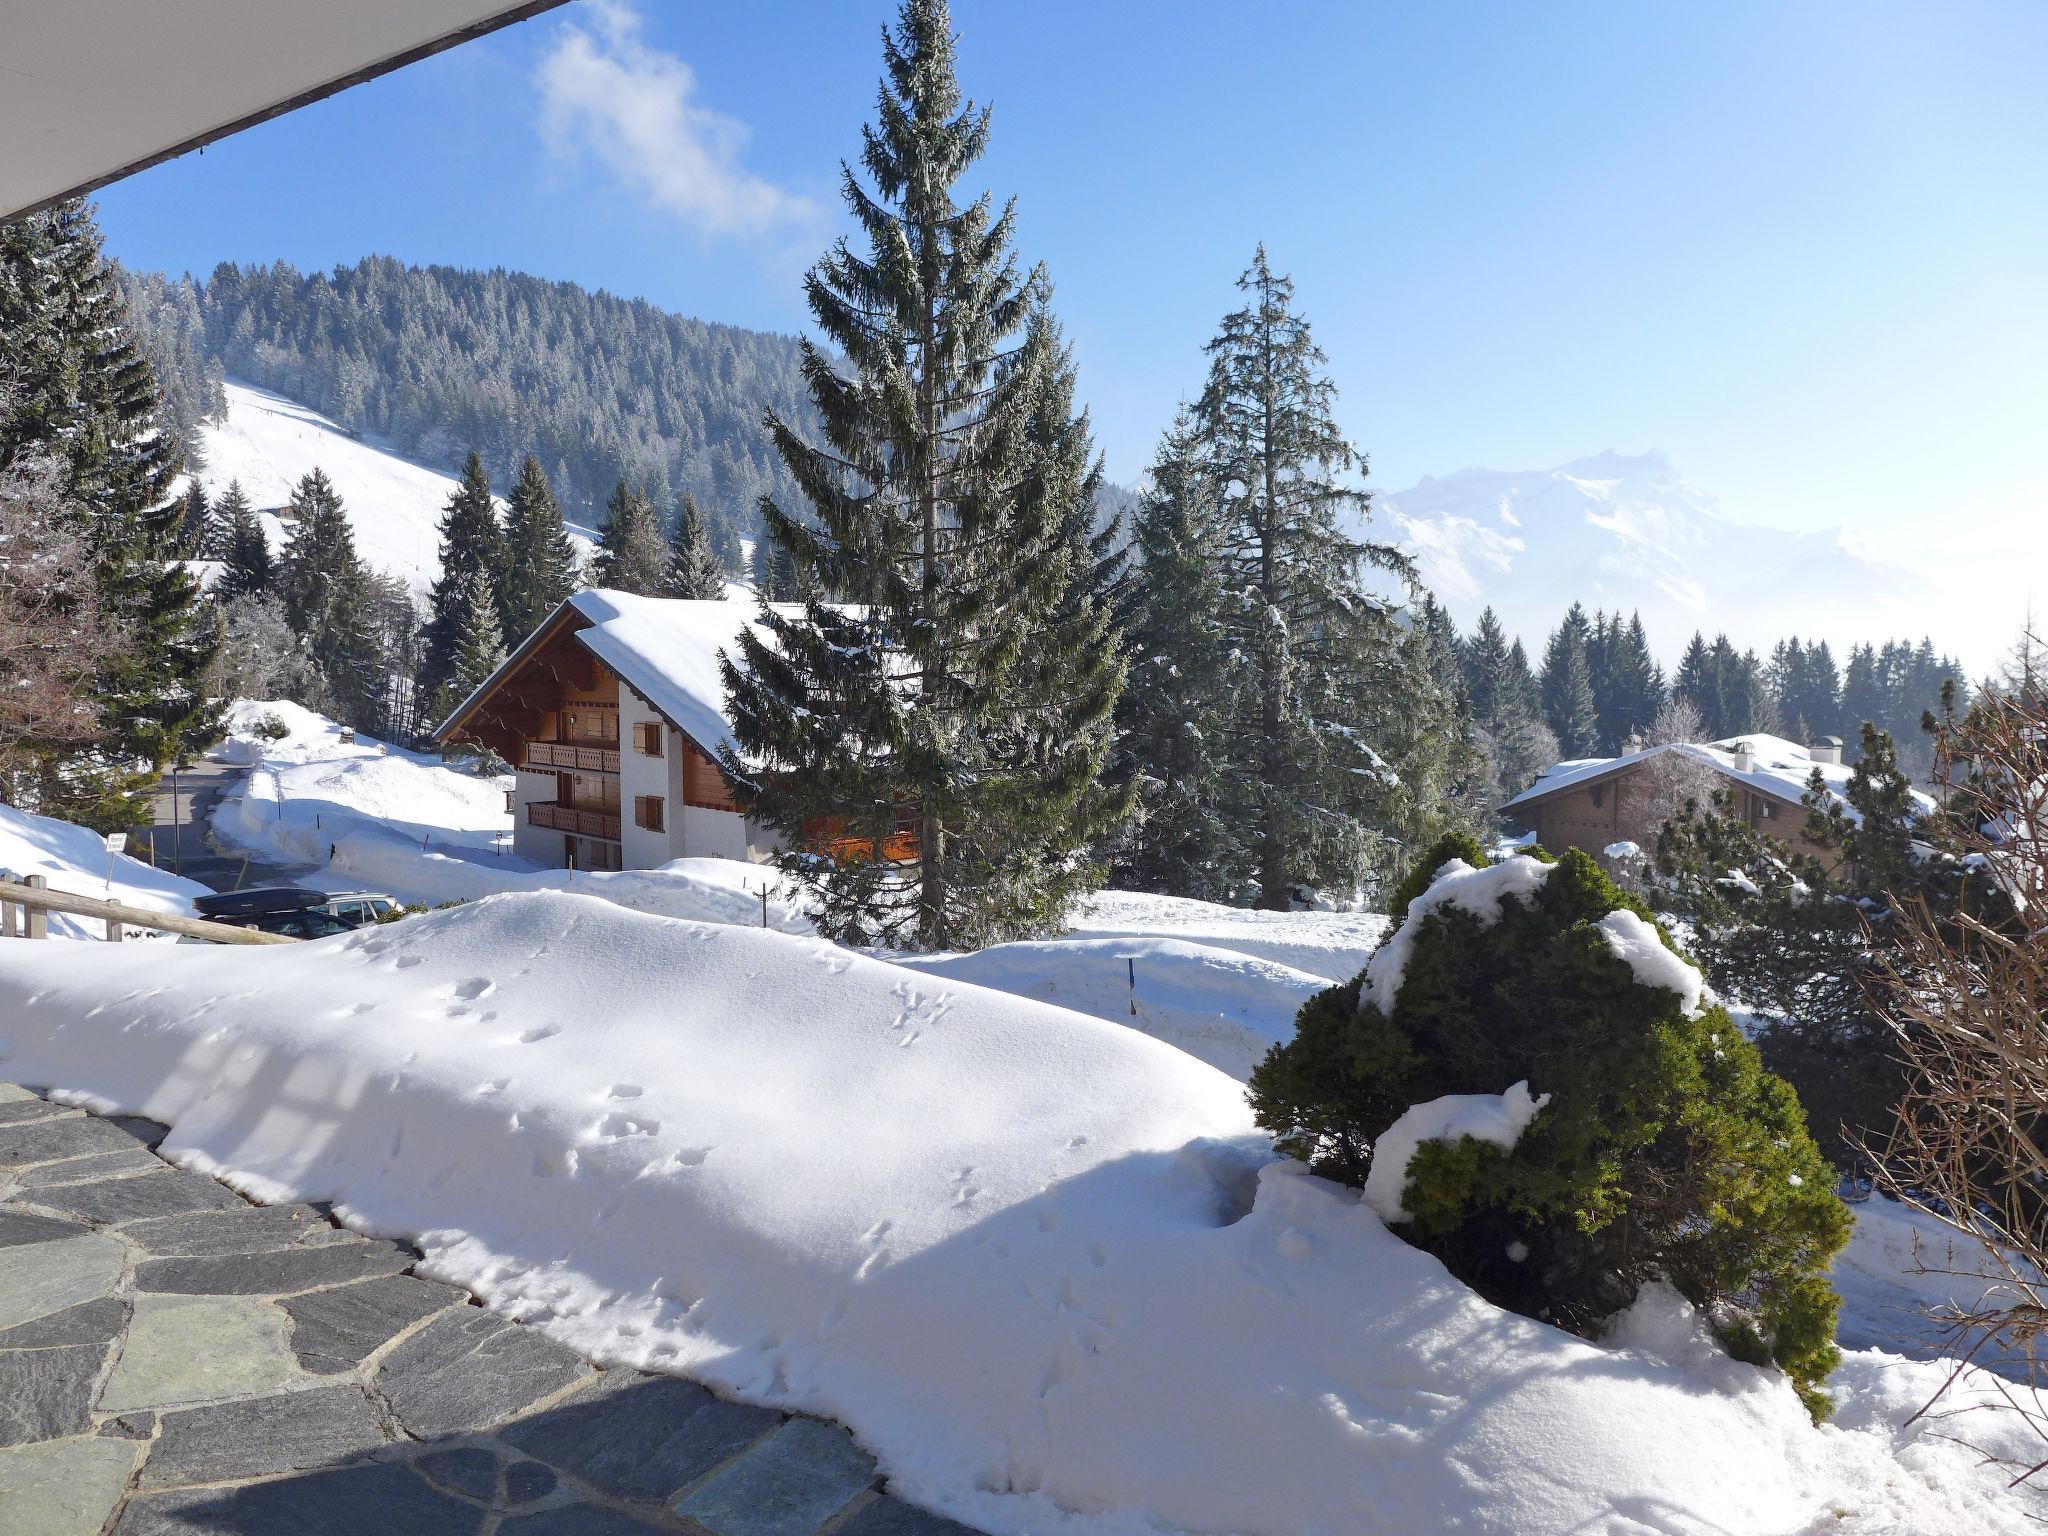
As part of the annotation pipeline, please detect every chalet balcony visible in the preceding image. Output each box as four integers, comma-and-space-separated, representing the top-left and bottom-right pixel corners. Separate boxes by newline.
524, 741, 620, 774
527, 801, 622, 842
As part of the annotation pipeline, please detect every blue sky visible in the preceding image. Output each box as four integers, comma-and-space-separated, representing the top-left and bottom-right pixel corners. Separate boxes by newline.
97, 0, 2045, 582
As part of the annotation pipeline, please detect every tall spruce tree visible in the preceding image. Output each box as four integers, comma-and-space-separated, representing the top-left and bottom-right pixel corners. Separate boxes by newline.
593, 480, 670, 596
1112, 412, 1249, 899
213, 480, 272, 600
421, 451, 506, 699
0, 200, 218, 826
1540, 605, 1600, 756
1194, 247, 1413, 907
174, 481, 212, 558
1459, 605, 1559, 804
275, 469, 383, 730
500, 455, 580, 638
722, 0, 1126, 948
663, 492, 727, 600
437, 568, 508, 718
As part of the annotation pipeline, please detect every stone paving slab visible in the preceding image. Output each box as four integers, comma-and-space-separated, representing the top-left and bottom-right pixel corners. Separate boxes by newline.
0, 1082, 986, 1536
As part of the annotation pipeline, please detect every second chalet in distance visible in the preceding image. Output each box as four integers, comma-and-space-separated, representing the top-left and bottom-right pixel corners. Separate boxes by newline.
435, 591, 781, 873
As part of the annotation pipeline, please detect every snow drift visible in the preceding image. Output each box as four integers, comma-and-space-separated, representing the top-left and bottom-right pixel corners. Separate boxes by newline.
0, 893, 2034, 1535
899, 934, 1329, 1080
0, 803, 208, 939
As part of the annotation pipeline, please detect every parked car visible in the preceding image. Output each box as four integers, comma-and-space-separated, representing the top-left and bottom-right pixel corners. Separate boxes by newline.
192, 886, 399, 934
317, 891, 403, 925
237, 908, 358, 939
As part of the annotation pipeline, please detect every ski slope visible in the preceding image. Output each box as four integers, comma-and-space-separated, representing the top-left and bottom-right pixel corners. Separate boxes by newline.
192, 379, 595, 592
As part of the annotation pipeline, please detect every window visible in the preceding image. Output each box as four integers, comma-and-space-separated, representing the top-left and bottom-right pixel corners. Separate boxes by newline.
1589, 785, 1606, 809
635, 795, 665, 833
633, 720, 664, 757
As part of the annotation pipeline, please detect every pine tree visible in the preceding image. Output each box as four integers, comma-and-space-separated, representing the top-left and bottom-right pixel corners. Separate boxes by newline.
593, 480, 669, 596
274, 469, 384, 730
748, 537, 799, 602
1674, 631, 1720, 737
722, 0, 1126, 948
663, 492, 727, 600
435, 567, 508, 720
1113, 412, 1249, 899
1396, 596, 1490, 836
0, 200, 218, 827
174, 481, 212, 558
1194, 247, 1413, 907
213, 480, 272, 600
420, 451, 507, 698
1460, 607, 1558, 802
500, 455, 580, 639
1540, 605, 1599, 756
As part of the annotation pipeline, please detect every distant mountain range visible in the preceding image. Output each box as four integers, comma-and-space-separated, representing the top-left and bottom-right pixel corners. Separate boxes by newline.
1374, 449, 1929, 660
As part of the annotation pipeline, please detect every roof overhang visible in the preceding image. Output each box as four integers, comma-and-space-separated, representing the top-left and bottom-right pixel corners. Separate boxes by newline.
433, 596, 738, 774
2, 0, 570, 223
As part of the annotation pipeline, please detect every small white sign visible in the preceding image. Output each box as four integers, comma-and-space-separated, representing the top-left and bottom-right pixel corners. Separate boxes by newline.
104, 833, 128, 855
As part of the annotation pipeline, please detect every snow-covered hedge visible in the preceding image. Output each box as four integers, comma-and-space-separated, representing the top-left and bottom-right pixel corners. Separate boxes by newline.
1251, 837, 1851, 1417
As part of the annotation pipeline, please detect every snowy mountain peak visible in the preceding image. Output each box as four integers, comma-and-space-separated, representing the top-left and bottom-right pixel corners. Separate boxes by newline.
1376, 452, 1921, 659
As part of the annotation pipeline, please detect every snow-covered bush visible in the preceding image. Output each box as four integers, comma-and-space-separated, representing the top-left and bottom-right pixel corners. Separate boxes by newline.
1249, 843, 1851, 1417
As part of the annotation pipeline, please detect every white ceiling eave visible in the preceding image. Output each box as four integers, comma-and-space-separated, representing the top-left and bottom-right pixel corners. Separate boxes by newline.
1, 0, 570, 223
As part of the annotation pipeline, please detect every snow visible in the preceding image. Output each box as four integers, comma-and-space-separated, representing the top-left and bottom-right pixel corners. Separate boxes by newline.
1361, 1081, 1550, 1223
211, 700, 810, 926
1068, 888, 1389, 982
1597, 907, 1708, 1017
899, 935, 1330, 1080
1361, 855, 1554, 1014
0, 803, 208, 939
1376, 451, 1926, 667
0, 895, 2037, 1535
1505, 733, 1940, 824
1834, 1194, 2039, 1370
212, 700, 518, 900
191, 379, 594, 594
554, 590, 779, 764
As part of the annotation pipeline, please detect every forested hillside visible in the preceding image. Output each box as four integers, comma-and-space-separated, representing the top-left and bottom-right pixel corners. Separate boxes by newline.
125, 255, 821, 547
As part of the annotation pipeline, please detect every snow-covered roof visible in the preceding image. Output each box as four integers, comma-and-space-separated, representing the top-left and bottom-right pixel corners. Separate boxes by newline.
1503, 733, 1938, 824
564, 590, 780, 765
436, 589, 784, 767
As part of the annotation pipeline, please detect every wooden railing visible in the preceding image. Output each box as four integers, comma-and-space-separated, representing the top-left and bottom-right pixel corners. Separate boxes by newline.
527, 802, 622, 841
0, 876, 296, 945
524, 741, 620, 774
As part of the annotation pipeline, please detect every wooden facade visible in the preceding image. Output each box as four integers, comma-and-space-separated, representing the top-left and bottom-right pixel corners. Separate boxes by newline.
437, 597, 914, 873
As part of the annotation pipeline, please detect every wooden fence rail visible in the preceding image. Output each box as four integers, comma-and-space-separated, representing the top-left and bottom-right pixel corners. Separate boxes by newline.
0, 876, 296, 945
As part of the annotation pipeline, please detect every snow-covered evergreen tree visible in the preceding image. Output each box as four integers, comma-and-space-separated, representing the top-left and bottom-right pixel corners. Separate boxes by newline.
275, 469, 383, 730
1194, 247, 1413, 907
723, 0, 1126, 949
593, 480, 669, 596
420, 451, 506, 699
0, 200, 218, 827
500, 455, 579, 639
214, 480, 273, 601
435, 567, 507, 720
663, 492, 727, 600
174, 481, 212, 558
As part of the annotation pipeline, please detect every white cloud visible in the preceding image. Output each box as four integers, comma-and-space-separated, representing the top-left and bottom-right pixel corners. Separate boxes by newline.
536, 1, 817, 238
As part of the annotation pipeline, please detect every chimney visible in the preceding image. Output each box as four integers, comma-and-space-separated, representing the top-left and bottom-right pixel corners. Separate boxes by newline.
1809, 735, 1843, 767
1730, 741, 1755, 774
